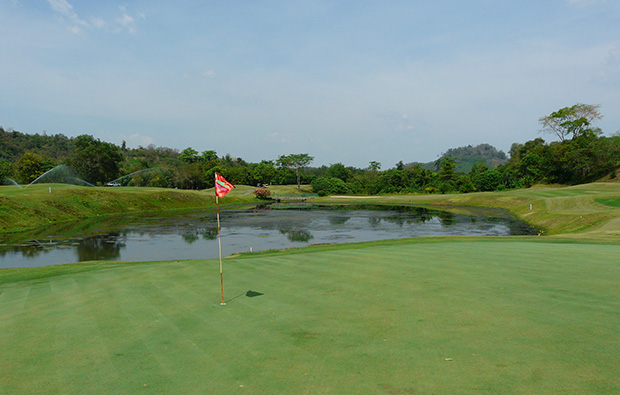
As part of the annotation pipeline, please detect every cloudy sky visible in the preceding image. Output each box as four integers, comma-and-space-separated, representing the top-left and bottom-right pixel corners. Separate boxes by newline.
1, 1, 619, 168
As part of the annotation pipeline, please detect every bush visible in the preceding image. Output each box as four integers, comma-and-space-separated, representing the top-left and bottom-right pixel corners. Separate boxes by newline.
473, 169, 504, 192
253, 187, 272, 199
311, 177, 350, 195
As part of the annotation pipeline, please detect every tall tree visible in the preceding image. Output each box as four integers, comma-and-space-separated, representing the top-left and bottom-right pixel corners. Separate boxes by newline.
201, 150, 218, 162
179, 147, 199, 163
0, 159, 14, 181
15, 152, 47, 183
437, 157, 457, 193
367, 161, 381, 171
539, 103, 603, 141
277, 153, 314, 189
327, 162, 352, 182
251, 160, 277, 185
69, 135, 122, 185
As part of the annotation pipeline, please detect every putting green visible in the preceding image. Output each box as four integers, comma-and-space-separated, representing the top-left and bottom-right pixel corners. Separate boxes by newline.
1, 239, 619, 394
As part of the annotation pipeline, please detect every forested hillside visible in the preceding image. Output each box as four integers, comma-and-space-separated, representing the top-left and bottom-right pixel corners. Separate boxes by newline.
408, 143, 508, 173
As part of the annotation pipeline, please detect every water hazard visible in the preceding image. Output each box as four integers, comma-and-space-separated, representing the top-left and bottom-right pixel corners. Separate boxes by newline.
0, 204, 537, 268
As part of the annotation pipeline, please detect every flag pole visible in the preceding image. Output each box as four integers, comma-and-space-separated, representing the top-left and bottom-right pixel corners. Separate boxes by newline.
216, 195, 225, 305
214, 172, 233, 306
215, 196, 226, 306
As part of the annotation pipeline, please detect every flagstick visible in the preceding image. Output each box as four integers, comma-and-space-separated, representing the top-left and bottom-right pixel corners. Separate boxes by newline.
216, 196, 225, 305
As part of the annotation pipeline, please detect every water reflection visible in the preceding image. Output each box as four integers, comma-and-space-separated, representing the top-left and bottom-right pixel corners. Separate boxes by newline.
438, 211, 456, 226
0, 204, 536, 268
200, 228, 218, 240
280, 229, 314, 242
76, 233, 124, 261
328, 215, 351, 225
182, 233, 200, 244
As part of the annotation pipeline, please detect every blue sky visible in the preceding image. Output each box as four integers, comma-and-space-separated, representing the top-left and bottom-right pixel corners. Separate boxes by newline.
1, 0, 619, 168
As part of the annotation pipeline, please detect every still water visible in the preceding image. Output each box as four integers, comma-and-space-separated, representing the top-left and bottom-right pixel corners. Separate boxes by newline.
0, 204, 536, 268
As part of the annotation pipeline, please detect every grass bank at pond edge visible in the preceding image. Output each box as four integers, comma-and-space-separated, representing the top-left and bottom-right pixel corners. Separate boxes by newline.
318, 182, 620, 239
3, 182, 620, 238
0, 184, 258, 234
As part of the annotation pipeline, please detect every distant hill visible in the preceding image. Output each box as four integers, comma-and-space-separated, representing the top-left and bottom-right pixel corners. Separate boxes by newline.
407, 143, 507, 173
0, 128, 75, 162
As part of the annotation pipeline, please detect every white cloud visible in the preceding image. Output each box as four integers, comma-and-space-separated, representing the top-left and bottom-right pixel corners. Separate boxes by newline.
47, 0, 79, 20
45, 1, 142, 34
46, 0, 87, 33
117, 10, 135, 34
90, 17, 105, 29
265, 132, 296, 144
125, 133, 154, 148
381, 112, 417, 132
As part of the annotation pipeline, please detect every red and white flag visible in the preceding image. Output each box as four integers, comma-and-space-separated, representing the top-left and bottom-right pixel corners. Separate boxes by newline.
215, 173, 234, 198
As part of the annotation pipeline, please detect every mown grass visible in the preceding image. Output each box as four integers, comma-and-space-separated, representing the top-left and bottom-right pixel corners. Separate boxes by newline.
2, 182, 620, 393
596, 197, 620, 207
1, 238, 619, 394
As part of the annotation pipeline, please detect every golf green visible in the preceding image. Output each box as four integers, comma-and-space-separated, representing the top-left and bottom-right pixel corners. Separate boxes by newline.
1, 239, 619, 394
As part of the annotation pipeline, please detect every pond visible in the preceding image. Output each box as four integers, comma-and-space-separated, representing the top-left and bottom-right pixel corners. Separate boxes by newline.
0, 204, 537, 268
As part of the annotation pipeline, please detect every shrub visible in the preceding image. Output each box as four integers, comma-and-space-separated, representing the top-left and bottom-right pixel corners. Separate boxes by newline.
311, 177, 350, 196
253, 187, 272, 199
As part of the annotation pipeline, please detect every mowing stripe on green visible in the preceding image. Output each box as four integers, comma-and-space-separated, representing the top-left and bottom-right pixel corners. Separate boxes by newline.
1, 240, 620, 394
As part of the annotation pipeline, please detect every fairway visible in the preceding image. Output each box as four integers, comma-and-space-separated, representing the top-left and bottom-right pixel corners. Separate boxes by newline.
2, 239, 619, 394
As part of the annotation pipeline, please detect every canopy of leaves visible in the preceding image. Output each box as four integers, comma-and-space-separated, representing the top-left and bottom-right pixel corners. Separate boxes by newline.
539, 103, 603, 141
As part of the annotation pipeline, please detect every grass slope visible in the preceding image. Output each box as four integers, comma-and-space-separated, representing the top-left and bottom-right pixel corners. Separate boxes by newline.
320, 183, 620, 239
0, 184, 257, 234
1, 239, 619, 394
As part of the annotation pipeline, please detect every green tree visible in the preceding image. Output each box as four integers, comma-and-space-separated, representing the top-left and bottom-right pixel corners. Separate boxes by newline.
201, 150, 218, 162
225, 166, 250, 185
472, 169, 504, 191
311, 177, 350, 196
469, 161, 489, 178
251, 161, 277, 185
179, 147, 199, 164
15, 152, 48, 183
277, 153, 314, 189
69, 135, 122, 185
438, 157, 456, 182
0, 159, 14, 182
367, 161, 381, 171
404, 164, 434, 192
372, 169, 405, 194
327, 163, 352, 182
174, 162, 204, 189
437, 157, 457, 193
539, 103, 603, 141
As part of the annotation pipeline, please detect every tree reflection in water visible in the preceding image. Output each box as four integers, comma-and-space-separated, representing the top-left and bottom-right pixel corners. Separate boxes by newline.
1, 204, 537, 268
200, 228, 218, 240
280, 229, 314, 242
438, 211, 456, 226
76, 233, 125, 261
182, 233, 200, 244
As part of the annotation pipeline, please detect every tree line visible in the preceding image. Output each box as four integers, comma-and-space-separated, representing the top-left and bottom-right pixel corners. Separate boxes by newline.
1, 103, 619, 194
